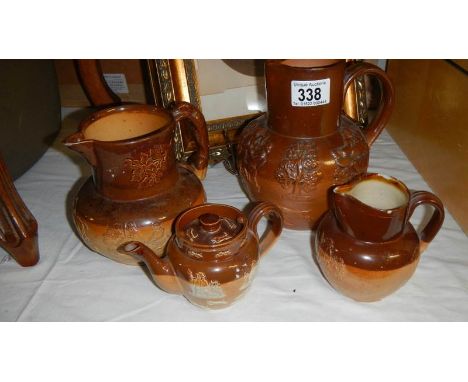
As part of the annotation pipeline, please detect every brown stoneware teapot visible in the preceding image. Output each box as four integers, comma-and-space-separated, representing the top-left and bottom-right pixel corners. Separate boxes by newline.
64, 102, 209, 265
237, 59, 394, 230
118, 202, 283, 309
314, 173, 445, 302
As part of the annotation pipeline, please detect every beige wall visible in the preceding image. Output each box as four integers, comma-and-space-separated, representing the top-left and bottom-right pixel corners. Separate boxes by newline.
386, 59, 468, 233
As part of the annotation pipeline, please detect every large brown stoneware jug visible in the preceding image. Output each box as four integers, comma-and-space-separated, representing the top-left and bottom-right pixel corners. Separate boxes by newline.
315, 173, 445, 302
117, 202, 283, 309
64, 102, 209, 265
237, 59, 394, 230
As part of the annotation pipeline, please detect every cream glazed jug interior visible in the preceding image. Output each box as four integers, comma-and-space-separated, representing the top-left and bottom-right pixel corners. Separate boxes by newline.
83, 110, 171, 141
341, 177, 409, 210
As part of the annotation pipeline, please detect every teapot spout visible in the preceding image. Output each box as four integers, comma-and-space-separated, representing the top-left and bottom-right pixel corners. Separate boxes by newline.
117, 241, 182, 295
63, 132, 98, 167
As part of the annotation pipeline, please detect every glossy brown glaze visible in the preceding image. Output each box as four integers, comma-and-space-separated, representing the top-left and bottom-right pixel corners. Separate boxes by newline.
118, 201, 283, 309
237, 59, 394, 229
314, 173, 445, 302
0, 154, 39, 267
64, 102, 209, 265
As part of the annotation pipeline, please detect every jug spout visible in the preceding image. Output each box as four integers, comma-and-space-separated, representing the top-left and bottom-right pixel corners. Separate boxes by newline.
117, 241, 182, 295
332, 174, 409, 242
63, 132, 98, 167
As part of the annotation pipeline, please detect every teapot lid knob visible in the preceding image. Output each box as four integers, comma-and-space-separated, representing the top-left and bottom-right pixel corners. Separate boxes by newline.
199, 213, 221, 232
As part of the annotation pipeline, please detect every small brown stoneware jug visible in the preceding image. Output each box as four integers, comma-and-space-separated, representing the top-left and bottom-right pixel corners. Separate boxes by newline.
64, 102, 209, 265
315, 173, 445, 302
237, 59, 394, 230
117, 202, 283, 309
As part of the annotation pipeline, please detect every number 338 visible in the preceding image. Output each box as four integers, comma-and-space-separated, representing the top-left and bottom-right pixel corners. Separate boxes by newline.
297, 88, 322, 101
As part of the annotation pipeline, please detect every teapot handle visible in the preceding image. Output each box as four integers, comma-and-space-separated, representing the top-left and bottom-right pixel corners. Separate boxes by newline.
406, 191, 445, 253
343, 62, 395, 146
247, 201, 283, 257
170, 101, 209, 180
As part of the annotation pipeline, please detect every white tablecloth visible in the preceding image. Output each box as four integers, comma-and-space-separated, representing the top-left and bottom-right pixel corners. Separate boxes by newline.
1, 108, 467, 321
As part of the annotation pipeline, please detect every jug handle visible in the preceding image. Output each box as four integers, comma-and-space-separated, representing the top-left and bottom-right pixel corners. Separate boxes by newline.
170, 101, 209, 180
343, 62, 395, 146
247, 201, 283, 257
406, 191, 445, 253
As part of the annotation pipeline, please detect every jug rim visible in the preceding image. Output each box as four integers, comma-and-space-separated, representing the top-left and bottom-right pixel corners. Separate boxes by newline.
77, 104, 174, 144
267, 59, 344, 69
333, 173, 411, 213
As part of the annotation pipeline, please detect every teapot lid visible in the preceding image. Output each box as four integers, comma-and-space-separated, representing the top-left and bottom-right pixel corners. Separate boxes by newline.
174, 204, 247, 260
182, 213, 243, 246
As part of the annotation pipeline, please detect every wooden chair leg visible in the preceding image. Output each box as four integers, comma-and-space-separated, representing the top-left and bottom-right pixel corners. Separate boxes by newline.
0, 154, 39, 267
75, 59, 121, 107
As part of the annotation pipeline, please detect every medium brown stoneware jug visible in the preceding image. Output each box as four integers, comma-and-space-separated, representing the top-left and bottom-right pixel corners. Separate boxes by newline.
315, 173, 445, 302
117, 202, 283, 309
64, 102, 209, 265
237, 59, 394, 230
